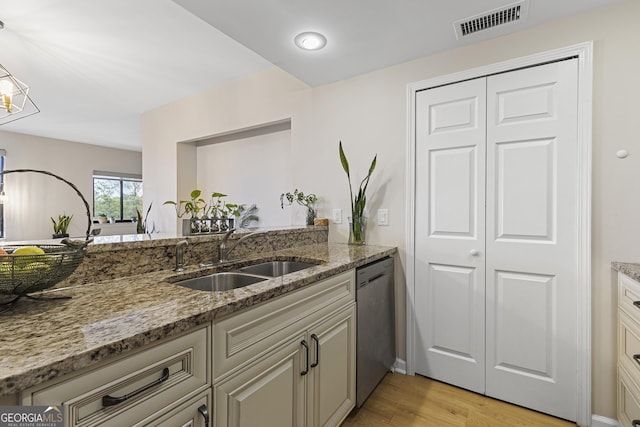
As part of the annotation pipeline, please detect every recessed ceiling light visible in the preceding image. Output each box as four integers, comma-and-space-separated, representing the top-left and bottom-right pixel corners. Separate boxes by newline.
294, 32, 327, 51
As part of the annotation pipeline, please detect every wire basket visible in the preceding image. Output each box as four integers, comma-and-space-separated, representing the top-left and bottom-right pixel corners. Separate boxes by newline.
0, 169, 92, 305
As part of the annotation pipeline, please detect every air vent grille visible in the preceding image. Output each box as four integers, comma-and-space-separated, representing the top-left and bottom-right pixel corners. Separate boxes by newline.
454, 0, 529, 39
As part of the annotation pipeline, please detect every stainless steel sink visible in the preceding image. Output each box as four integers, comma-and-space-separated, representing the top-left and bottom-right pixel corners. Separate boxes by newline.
174, 272, 267, 292
238, 260, 318, 277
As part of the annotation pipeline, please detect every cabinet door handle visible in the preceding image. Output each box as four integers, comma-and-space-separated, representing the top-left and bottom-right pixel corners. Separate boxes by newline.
633, 301, 640, 309
311, 334, 319, 368
301, 340, 310, 376
632, 420, 640, 427
102, 367, 170, 407
633, 354, 640, 367
198, 404, 210, 427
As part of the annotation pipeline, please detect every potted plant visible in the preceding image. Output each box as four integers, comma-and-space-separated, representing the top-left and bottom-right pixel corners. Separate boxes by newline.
52, 213, 73, 238
164, 189, 206, 235
204, 192, 223, 231
135, 202, 153, 234
280, 189, 318, 225
97, 213, 108, 224
339, 141, 377, 245
208, 192, 243, 231
236, 204, 260, 228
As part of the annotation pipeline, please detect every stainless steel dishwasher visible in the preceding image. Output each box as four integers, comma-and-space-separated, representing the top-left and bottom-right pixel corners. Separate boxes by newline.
356, 256, 395, 407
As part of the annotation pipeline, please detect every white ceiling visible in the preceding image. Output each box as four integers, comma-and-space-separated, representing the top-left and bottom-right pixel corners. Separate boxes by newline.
0, 0, 625, 151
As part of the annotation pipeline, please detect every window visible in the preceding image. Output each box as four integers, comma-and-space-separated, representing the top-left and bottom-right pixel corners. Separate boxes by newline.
93, 171, 142, 222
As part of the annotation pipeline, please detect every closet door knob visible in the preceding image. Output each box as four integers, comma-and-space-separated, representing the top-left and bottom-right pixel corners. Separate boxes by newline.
470, 249, 480, 256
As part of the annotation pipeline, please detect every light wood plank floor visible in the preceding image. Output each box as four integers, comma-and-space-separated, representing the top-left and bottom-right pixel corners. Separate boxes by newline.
342, 373, 576, 427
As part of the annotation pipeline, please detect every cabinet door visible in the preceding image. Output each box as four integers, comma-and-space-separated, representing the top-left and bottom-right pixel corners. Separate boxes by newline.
308, 304, 356, 427
214, 334, 307, 427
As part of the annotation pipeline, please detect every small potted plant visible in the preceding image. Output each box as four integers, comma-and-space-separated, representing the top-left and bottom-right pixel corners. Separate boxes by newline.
280, 189, 318, 225
164, 189, 206, 235
52, 213, 73, 238
236, 204, 260, 228
97, 213, 108, 224
207, 192, 243, 231
339, 141, 376, 245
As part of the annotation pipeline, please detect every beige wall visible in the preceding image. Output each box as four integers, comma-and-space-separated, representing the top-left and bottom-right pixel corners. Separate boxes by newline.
0, 130, 141, 240
196, 129, 295, 227
143, 0, 640, 418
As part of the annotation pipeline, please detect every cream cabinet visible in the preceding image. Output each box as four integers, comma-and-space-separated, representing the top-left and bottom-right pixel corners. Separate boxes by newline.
214, 333, 307, 427
21, 325, 210, 427
213, 270, 356, 427
15, 269, 357, 427
618, 272, 640, 427
306, 304, 356, 427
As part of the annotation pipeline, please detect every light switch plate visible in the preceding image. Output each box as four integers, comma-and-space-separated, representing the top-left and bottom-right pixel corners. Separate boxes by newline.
378, 209, 389, 226
332, 208, 342, 224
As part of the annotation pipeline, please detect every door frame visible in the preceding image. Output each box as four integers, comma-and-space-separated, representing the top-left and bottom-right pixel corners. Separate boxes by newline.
405, 42, 593, 426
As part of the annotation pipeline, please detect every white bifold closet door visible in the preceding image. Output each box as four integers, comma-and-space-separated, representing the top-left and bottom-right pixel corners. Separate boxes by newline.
414, 59, 578, 421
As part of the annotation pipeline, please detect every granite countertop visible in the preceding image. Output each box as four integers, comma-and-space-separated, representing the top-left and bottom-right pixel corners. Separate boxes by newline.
612, 262, 640, 282
0, 242, 396, 397
5, 225, 319, 253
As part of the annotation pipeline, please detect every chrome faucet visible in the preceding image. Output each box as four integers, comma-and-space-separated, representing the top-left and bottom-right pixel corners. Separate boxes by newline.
174, 240, 189, 271
218, 228, 265, 263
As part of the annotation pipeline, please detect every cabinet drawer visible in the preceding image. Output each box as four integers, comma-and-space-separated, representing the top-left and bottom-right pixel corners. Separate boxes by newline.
620, 311, 640, 384
137, 390, 211, 427
619, 365, 640, 427
22, 326, 209, 427
213, 270, 354, 380
619, 273, 640, 321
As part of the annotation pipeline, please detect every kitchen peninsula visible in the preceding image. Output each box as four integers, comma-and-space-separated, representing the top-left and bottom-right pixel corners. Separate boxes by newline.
0, 226, 396, 426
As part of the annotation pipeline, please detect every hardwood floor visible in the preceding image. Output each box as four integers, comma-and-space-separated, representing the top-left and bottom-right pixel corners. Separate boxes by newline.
342, 373, 576, 426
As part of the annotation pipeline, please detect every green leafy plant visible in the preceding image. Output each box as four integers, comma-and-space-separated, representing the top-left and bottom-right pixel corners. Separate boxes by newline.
51, 213, 73, 235
208, 192, 229, 219
280, 189, 318, 210
164, 189, 206, 218
280, 189, 318, 225
339, 141, 377, 243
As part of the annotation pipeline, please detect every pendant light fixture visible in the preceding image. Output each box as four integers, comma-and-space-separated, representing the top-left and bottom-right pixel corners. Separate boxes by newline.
0, 20, 40, 125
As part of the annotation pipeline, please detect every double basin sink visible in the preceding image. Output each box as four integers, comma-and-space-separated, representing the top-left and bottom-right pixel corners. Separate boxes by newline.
171, 260, 319, 292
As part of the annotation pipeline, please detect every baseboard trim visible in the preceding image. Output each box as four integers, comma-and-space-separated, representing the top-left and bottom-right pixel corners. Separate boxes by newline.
392, 358, 407, 374
591, 414, 620, 427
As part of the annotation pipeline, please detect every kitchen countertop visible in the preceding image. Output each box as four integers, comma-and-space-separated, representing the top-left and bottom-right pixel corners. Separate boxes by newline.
0, 242, 396, 397
612, 262, 640, 282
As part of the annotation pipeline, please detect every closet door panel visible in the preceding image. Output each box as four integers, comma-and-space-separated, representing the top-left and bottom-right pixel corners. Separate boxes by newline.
414, 78, 486, 394
485, 59, 578, 421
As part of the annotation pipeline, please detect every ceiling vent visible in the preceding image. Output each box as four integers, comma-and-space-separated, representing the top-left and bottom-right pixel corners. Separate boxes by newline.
454, 0, 529, 39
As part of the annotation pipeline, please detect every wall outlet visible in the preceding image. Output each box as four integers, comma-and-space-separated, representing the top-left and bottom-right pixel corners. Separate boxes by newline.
332, 208, 342, 224
378, 209, 389, 226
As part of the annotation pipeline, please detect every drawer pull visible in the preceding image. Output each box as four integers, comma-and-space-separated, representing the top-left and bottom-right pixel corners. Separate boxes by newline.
198, 404, 210, 427
301, 340, 310, 376
634, 355, 640, 367
633, 301, 640, 309
102, 367, 170, 407
632, 420, 640, 427
311, 334, 319, 368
